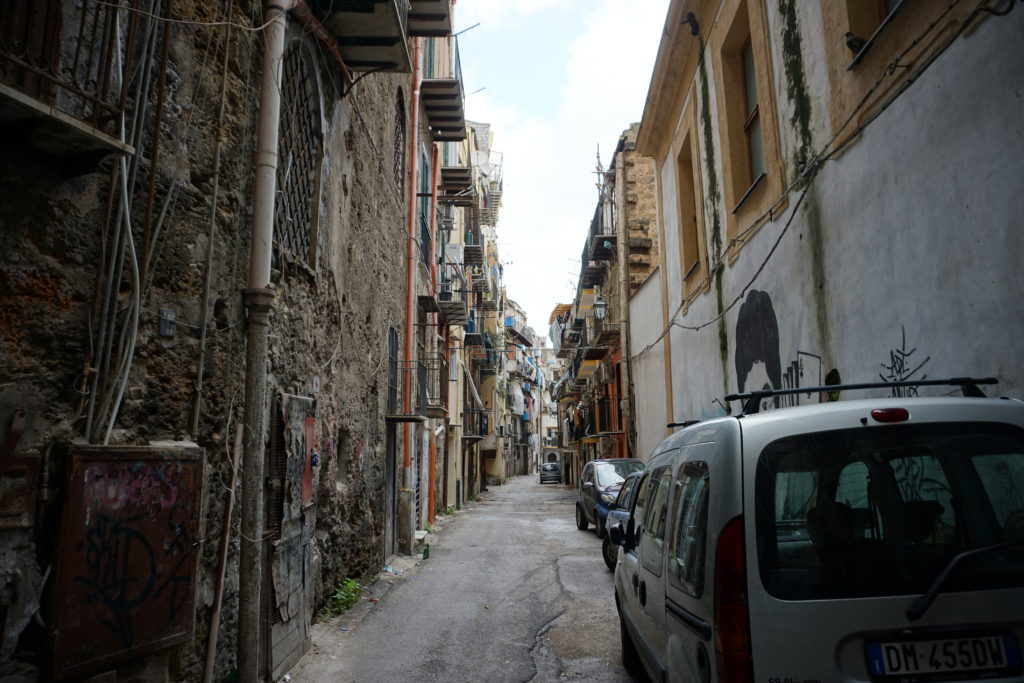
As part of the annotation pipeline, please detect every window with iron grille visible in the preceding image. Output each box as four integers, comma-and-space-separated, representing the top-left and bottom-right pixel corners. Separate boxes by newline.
274, 40, 323, 267
394, 89, 405, 194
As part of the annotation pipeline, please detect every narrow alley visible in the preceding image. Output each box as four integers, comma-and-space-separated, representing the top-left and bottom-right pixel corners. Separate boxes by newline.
288, 476, 634, 683
1, 0, 1023, 681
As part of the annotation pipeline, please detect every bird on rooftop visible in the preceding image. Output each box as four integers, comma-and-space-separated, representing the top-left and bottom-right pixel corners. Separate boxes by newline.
845, 32, 867, 54
682, 12, 700, 36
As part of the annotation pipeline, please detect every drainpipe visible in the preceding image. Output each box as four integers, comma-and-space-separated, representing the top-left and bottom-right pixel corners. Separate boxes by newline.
239, 1, 293, 679
399, 37, 421, 550
427, 144, 440, 522
613, 139, 636, 459
429, 145, 440, 292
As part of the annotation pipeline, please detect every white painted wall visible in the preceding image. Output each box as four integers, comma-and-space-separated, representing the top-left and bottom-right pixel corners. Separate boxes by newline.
651, 7, 1024, 419
629, 268, 669, 461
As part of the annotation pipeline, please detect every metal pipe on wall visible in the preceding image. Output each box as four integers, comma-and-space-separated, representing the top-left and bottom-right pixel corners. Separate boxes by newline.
403, 38, 421, 485
614, 141, 636, 458
427, 143, 440, 522
238, 1, 294, 679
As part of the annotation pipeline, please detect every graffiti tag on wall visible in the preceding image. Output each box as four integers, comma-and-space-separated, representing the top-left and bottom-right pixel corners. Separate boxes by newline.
50, 447, 203, 680
879, 325, 930, 397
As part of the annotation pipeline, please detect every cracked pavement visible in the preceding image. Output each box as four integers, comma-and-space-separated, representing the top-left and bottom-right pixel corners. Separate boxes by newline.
286, 475, 639, 682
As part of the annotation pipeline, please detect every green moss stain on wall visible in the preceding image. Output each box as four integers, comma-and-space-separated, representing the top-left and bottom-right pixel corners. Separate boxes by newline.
804, 183, 833, 367
779, 0, 813, 175
698, 46, 730, 400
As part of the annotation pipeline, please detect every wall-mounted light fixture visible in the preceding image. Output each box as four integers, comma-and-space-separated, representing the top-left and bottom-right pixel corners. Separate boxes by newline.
594, 296, 607, 320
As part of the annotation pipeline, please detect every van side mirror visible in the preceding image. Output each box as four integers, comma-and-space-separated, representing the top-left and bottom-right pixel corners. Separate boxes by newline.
609, 522, 625, 546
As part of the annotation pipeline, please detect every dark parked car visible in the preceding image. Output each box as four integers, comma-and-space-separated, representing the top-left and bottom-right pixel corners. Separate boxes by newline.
602, 471, 642, 570
539, 461, 560, 484
576, 458, 645, 538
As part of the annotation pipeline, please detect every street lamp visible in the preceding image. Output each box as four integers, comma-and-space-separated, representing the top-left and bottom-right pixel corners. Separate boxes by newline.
594, 296, 606, 320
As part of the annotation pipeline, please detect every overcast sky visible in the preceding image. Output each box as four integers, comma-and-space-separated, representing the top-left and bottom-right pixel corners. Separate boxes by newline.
453, 0, 670, 343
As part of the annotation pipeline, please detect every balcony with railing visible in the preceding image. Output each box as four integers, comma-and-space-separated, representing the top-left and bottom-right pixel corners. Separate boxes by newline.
385, 355, 448, 421
422, 37, 465, 142
587, 203, 617, 261
386, 360, 427, 422
593, 394, 623, 436
505, 314, 531, 344
464, 306, 484, 347
463, 231, 483, 266
408, 0, 453, 37
0, 0, 136, 169
438, 261, 469, 326
472, 341, 499, 377
592, 316, 621, 348
315, 0, 412, 73
461, 408, 488, 441
421, 353, 449, 418
557, 328, 581, 359
439, 156, 475, 208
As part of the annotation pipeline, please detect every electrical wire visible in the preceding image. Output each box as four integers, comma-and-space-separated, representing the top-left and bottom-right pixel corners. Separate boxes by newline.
95, 0, 278, 32
627, 0, 1007, 363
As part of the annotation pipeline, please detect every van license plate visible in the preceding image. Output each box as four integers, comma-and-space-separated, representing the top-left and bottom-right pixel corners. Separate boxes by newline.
866, 635, 1022, 680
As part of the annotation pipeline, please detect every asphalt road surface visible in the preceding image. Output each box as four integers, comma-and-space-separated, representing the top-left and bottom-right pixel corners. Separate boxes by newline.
287, 475, 640, 682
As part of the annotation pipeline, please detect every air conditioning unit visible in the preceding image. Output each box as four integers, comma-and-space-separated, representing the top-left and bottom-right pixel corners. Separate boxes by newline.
445, 242, 463, 265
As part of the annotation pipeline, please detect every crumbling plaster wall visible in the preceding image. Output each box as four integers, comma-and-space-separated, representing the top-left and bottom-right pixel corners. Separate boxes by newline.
621, 127, 659, 297
0, 4, 411, 679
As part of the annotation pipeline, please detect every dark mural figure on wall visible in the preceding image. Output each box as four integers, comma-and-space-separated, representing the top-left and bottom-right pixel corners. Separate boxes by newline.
735, 290, 782, 406
734, 290, 844, 409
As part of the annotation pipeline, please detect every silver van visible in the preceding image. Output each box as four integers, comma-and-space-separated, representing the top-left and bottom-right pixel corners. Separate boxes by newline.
610, 383, 1024, 682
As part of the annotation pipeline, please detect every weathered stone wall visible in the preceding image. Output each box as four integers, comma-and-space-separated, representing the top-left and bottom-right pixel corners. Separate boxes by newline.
0, 3, 410, 680
620, 125, 659, 297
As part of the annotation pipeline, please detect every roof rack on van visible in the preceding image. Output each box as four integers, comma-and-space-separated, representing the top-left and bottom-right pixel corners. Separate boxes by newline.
723, 377, 998, 415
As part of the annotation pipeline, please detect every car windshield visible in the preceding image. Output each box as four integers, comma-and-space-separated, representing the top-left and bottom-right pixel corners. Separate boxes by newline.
542, 463, 558, 471
755, 422, 1024, 600
595, 461, 645, 488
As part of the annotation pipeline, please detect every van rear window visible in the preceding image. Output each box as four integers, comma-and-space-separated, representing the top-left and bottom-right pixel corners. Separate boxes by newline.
754, 422, 1024, 600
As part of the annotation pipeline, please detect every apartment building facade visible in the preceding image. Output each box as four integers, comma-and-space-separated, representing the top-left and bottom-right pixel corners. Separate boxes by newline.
0, 1, 488, 680
630, 0, 1024, 460
551, 125, 660, 475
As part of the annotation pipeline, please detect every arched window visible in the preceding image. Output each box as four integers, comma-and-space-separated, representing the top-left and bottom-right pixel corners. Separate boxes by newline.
274, 40, 323, 267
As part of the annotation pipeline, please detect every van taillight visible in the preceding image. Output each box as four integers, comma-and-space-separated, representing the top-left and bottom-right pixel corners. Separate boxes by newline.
714, 515, 753, 682
870, 408, 909, 423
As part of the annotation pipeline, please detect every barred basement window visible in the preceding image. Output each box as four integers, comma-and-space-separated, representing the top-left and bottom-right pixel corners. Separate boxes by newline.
394, 89, 406, 194
274, 40, 323, 267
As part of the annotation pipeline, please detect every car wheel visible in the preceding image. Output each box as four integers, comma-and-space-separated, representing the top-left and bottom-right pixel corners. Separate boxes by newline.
575, 504, 588, 530
619, 604, 641, 672
602, 537, 616, 571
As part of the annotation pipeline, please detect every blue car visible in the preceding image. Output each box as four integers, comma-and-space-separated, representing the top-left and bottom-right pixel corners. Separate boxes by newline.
575, 458, 646, 540
602, 471, 642, 570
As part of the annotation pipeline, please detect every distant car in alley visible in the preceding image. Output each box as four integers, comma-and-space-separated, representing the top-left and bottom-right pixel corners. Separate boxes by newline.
539, 461, 560, 484
576, 458, 645, 538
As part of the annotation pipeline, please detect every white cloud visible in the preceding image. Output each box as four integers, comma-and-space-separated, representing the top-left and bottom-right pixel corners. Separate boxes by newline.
458, 0, 669, 338
455, 0, 562, 28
